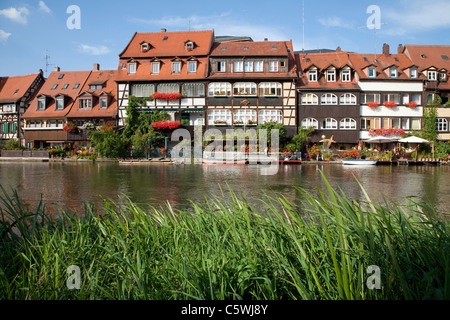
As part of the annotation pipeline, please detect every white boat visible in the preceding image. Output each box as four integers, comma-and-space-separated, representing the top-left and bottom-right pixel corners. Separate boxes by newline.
342, 159, 378, 166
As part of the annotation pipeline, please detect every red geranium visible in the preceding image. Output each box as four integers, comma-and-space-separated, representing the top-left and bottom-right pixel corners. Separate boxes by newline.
152, 92, 182, 100
408, 101, 418, 108
383, 101, 398, 108
368, 102, 380, 108
152, 120, 181, 130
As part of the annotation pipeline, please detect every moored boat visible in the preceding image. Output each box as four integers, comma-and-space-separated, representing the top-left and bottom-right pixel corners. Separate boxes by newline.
342, 159, 378, 166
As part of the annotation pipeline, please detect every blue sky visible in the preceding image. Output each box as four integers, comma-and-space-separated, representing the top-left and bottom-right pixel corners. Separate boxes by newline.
1, 0, 449, 77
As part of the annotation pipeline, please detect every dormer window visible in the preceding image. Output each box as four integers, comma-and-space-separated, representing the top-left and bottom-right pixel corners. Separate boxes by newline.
308, 69, 318, 82
217, 61, 226, 73
188, 60, 197, 73
55, 96, 65, 110
327, 69, 336, 82
428, 71, 437, 81
172, 61, 181, 74
368, 67, 376, 78
151, 60, 160, 74
140, 42, 151, 52
79, 98, 92, 110
390, 66, 398, 78
129, 62, 136, 74
37, 97, 46, 110
410, 67, 418, 79
100, 96, 108, 109
439, 72, 447, 82
342, 70, 351, 82
185, 41, 195, 51
269, 61, 279, 72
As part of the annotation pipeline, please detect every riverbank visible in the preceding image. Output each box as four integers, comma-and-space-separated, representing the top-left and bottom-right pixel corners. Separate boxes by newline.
1, 174, 448, 300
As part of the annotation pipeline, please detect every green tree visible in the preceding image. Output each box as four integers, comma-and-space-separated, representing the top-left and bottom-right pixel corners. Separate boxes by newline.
422, 101, 438, 142
89, 130, 127, 158
291, 127, 315, 152
257, 120, 286, 147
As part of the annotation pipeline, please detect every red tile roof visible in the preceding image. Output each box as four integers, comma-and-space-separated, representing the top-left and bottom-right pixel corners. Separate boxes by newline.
119, 30, 215, 58
23, 70, 91, 119
296, 52, 360, 90
0, 72, 43, 104
348, 52, 420, 80
67, 70, 118, 119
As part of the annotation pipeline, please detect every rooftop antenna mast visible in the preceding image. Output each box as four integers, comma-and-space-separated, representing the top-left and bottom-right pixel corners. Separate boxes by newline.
358, 22, 387, 60
302, 0, 305, 53
44, 50, 54, 78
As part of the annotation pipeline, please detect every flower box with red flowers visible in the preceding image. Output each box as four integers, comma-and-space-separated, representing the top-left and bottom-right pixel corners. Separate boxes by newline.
233, 120, 244, 125
407, 101, 418, 108
247, 120, 257, 125
63, 122, 79, 134
369, 128, 406, 137
100, 122, 115, 132
152, 120, 181, 130
383, 101, 398, 108
368, 102, 380, 108
151, 92, 182, 101
213, 120, 228, 125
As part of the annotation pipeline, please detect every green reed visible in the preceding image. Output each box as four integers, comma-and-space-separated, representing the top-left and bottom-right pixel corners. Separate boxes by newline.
0, 173, 449, 300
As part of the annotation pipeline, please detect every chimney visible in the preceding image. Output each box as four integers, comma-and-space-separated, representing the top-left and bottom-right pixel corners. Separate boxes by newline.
93, 63, 100, 71
398, 44, 404, 54
383, 43, 390, 56
264, 38, 268, 41
336, 46, 341, 52
161, 28, 167, 33
54, 66, 60, 72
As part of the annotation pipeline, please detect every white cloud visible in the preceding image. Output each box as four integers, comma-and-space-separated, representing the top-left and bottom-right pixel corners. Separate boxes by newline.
0, 29, 12, 42
38, 1, 51, 14
0, 7, 30, 24
130, 13, 289, 41
79, 44, 111, 56
385, 0, 450, 32
318, 17, 354, 29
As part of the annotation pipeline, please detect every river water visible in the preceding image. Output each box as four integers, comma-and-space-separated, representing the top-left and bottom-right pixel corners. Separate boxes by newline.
0, 161, 449, 216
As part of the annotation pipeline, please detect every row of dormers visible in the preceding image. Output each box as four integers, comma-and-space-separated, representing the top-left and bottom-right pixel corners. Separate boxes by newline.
36, 91, 112, 111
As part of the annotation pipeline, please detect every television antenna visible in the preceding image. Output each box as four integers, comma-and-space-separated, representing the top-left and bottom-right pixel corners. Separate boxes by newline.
359, 22, 387, 59
44, 50, 55, 78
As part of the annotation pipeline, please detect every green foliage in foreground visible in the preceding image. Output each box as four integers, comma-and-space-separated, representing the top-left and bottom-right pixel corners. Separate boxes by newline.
0, 174, 449, 300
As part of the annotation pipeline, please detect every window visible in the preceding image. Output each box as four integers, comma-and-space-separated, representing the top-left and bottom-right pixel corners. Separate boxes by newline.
244, 61, 253, 72
79, 99, 92, 110
258, 110, 282, 124
182, 83, 205, 97
440, 73, 447, 81
56, 98, 64, 110
122, 63, 127, 70
58, 74, 64, 79
390, 67, 398, 78
2, 104, 15, 113
363, 93, 380, 104
188, 61, 197, 73
158, 83, 180, 93
411, 119, 421, 130
37, 98, 46, 110
410, 67, 418, 79
151, 62, 160, 74
368, 67, 376, 78
340, 118, 357, 130
436, 118, 448, 132
51, 84, 58, 90
327, 70, 336, 82
100, 98, 108, 109
301, 93, 319, 105
428, 71, 437, 81
141, 42, 150, 51
340, 93, 357, 105
129, 63, 136, 74
321, 118, 338, 129
269, 61, 279, 72
342, 70, 351, 82
62, 84, 69, 89
254, 61, 264, 72
427, 93, 439, 104
301, 118, 318, 129
321, 93, 338, 105
208, 109, 232, 125
47, 120, 58, 128
259, 82, 282, 97
410, 94, 421, 104
233, 82, 257, 96
383, 94, 401, 104
132, 84, 155, 98
234, 61, 243, 72
89, 85, 102, 90
401, 118, 410, 130
391, 119, 401, 129
280, 61, 286, 68
233, 109, 257, 124
308, 70, 318, 82
217, 61, 226, 73
208, 82, 232, 97
361, 118, 381, 130
73, 83, 80, 89
186, 42, 194, 50
172, 62, 181, 74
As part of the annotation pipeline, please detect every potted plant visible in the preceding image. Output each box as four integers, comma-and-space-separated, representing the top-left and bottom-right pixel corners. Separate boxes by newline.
368, 102, 380, 108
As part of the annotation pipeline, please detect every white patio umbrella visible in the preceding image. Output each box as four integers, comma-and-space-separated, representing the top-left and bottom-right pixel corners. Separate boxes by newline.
365, 136, 398, 144
398, 136, 430, 144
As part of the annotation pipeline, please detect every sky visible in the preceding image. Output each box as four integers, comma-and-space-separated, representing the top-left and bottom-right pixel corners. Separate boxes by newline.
0, 0, 449, 77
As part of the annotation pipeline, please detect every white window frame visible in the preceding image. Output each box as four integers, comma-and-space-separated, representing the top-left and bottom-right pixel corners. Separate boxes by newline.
132, 84, 155, 98
321, 118, 338, 130
208, 82, 232, 97
188, 61, 197, 73
410, 67, 418, 79
383, 94, 401, 104
339, 93, 357, 105
428, 71, 437, 81
401, 118, 410, 130
172, 62, 181, 74
269, 61, 279, 72
182, 83, 205, 97
321, 93, 338, 105
128, 63, 136, 74
301, 118, 319, 129
439, 73, 447, 81
390, 67, 398, 78
368, 67, 376, 78
208, 109, 232, 125
411, 118, 421, 130
244, 61, 253, 73
258, 110, 282, 124
151, 62, 160, 74
56, 98, 64, 110
436, 118, 448, 132
37, 98, 46, 110
79, 99, 92, 110
410, 94, 421, 105
339, 118, 357, 130
342, 70, 351, 82
259, 82, 282, 97
363, 93, 381, 104
254, 61, 264, 72
233, 82, 257, 96
327, 69, 336, 82
301, 93, 319, 105
233, 109, 257, 124
157, 83, 180, 93
100, 98, 108, 109
234, 61, 243, 73
308, 69, 318, 82
217, 61, 226, 73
